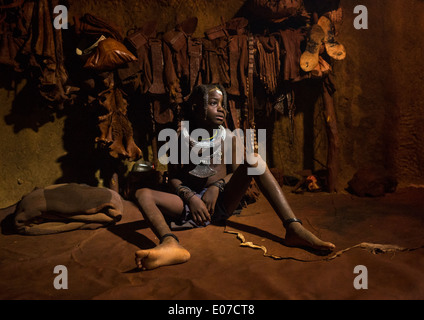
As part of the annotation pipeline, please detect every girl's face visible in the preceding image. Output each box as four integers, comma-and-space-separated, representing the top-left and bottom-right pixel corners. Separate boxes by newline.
204, 89, 226, 127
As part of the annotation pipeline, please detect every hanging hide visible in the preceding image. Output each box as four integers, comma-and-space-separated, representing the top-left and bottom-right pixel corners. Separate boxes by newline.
27, 0, 69, 108
95, 86, 142, 161
278, 28, 305, 82
256, 34, 281, 95
75, 13, 123, 42
163, 16, 200, 103
118, 20, 157, 95
247, 0, 306, 23
0, 0, 28, 70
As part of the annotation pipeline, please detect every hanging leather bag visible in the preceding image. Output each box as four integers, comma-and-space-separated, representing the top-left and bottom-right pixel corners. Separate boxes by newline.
84, 38, 137, 71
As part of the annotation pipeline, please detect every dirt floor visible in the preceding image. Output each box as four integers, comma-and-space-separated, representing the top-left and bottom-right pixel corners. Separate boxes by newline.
0, 186, 423, 301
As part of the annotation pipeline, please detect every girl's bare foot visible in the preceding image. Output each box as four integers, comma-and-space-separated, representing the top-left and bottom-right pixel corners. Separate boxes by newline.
135, 237, 191, 270
284, 222, 335, 252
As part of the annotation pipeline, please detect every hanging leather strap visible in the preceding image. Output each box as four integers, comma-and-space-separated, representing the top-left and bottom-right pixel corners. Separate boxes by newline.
247, 35, 258, 151
247, 35, 255, 127
226, 36, 240, 96
148, 38, 166, 94
188, 37, 202, 93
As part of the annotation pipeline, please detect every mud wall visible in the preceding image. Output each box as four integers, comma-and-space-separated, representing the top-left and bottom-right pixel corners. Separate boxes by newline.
335, 0, 424, 187
1, 0, 423, 207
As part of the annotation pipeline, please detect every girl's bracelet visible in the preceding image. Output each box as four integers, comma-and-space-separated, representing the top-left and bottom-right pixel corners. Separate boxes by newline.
176, 185, 196, 203
211, 178, 226, 192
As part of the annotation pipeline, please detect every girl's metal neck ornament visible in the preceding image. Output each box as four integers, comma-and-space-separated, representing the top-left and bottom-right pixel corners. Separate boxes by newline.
181, 125, 226, 178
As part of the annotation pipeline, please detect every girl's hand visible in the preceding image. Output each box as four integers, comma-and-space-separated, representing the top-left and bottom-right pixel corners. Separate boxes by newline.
187, 195, 211, 225
201, 186, 220, 217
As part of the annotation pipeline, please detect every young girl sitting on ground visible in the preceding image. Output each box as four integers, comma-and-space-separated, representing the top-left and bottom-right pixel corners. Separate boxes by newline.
133, 84, 335, 270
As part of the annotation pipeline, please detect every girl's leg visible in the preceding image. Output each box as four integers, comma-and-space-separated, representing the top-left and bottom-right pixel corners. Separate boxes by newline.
222, 159, 335, 251
133, 188, 191, 270
135, 188, 184, 238
222, 161, 296, 222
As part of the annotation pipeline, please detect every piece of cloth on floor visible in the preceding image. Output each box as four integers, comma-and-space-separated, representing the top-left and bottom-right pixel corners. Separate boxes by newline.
14, 183, 123, 235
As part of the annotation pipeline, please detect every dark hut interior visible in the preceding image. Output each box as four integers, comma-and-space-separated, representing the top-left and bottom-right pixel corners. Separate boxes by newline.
0, 0, 423, 301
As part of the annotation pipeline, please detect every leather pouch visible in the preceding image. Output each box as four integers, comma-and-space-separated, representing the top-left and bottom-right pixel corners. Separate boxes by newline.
84, 38, 137, 71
